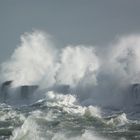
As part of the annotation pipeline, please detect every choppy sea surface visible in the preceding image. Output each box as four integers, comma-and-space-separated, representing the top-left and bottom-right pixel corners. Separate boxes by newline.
0, 91, 140, 140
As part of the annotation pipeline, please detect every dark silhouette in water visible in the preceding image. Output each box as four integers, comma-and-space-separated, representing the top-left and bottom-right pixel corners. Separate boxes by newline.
0, 81, 38, 105
0, 80, 12, 102
20, 85, 38, 99
131, 83, 140, 99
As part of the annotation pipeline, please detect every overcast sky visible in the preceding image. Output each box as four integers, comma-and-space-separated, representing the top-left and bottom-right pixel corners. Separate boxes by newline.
0, 0, 140, 63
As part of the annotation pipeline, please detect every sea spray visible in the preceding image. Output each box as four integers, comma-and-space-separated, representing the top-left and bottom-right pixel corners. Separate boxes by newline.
56, 45, 99, 87
0, 31, 99, 90
0, 31, 57, 88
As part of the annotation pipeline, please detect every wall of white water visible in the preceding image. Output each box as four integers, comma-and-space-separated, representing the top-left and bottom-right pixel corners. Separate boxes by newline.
1, 31, 140, 107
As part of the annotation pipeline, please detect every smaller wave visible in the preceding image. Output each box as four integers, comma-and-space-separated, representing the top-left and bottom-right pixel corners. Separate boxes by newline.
0, 103, 25, 139
106, 113, 129, 126
45, 91, 102, 118
10, 116, 40, 140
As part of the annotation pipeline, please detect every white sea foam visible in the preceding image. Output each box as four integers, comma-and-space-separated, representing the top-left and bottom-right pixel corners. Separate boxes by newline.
0, 104, 25, 122
52, 130, 108, 140
11, 118, 107, 140
107, 113, 129, 126
10, 116, 44, 140
45, 91, 101, 117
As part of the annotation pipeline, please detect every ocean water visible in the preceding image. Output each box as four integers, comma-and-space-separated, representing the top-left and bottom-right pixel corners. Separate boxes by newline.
0, 91, 140, 140
1, 31, 140, 140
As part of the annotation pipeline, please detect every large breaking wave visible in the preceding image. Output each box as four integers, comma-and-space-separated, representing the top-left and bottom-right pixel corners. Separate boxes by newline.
1, 31, 140, 107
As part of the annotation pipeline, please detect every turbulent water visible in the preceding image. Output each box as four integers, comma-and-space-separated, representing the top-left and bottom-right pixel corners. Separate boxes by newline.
0, 91, 140, 140
1, 31, 140, 140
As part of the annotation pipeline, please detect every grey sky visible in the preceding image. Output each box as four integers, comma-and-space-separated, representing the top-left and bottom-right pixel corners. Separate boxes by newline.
0, 0, 140, 63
